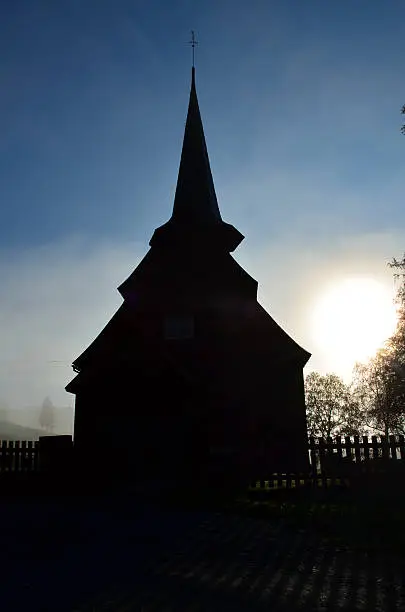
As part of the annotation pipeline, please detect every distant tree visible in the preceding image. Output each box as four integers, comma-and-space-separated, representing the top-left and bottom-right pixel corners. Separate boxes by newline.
39, 397, 55, 433
305, 372, 362, 438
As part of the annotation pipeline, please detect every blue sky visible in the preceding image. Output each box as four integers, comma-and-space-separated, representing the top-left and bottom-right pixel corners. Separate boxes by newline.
1, 0, 405, 411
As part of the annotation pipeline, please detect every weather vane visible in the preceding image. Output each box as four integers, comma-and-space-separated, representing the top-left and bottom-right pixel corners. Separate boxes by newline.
189, 30, 198, 68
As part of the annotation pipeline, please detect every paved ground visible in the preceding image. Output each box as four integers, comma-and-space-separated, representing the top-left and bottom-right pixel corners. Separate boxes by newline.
2, 498, 405, 611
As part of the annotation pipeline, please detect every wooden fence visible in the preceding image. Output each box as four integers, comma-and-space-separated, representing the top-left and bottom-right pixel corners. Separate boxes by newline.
0, 440, 39, 472
249, 435, 405, 492
1, 435, 405, 485
309, 434, 405, 468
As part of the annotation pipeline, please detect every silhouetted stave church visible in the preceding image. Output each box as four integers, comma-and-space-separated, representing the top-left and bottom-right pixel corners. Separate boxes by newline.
66, 66, 311, 485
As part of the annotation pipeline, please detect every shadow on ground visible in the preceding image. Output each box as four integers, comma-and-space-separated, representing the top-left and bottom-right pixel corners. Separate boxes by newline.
1, 485, 405, 611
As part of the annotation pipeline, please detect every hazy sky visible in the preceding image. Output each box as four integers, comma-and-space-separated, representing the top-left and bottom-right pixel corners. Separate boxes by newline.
1, 0, 404, 409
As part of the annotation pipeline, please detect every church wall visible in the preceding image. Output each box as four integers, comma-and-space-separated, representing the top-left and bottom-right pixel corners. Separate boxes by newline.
239, 361, 309, 477
72, 354, 309, 484
72, 367, 206, 482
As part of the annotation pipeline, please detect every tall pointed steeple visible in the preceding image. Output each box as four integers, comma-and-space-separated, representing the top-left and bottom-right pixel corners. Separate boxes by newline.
171, 66, 221, 225
150, 68, 244, 252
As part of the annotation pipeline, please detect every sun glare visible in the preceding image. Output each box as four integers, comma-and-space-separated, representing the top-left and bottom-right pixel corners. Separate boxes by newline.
311, 277, 398, 373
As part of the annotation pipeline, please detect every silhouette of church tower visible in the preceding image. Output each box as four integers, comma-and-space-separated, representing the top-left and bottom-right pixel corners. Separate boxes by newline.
66, 67, 311, 484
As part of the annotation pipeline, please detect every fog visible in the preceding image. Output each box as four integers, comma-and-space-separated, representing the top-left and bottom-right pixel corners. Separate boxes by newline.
0, 229, 402, 431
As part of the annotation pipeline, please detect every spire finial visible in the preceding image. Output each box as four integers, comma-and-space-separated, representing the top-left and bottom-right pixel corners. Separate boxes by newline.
189, 30, 198, 68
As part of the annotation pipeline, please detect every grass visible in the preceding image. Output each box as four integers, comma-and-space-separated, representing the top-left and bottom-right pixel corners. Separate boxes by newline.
246, 493, 405, 557
160, 479, 405, 558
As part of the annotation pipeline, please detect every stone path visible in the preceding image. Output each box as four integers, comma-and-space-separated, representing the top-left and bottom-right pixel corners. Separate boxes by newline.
74, 512, 405, 611
2, 499, 405, 611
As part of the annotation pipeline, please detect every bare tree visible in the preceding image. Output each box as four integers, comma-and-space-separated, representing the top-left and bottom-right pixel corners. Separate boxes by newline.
342, 254, 405, 438
389, 253, 405, 303
402, 104, 405, 135
388, 254, 405, 367
305, 372, 362, 438
352, 350, 405, 437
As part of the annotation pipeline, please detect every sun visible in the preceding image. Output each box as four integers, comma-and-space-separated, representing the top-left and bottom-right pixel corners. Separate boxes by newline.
311, 277, 398, 374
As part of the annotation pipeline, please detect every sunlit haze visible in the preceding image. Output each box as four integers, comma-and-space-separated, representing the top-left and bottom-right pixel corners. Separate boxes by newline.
310, 277, 398, 380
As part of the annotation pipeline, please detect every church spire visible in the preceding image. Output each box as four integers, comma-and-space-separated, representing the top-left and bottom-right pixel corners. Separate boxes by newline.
171, 66, 222, 225
150, 66, 244, 252
189, 30, 197, 69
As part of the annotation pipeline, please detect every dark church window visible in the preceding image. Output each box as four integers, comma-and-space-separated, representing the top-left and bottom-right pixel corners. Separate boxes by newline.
164, 315, 194, 340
